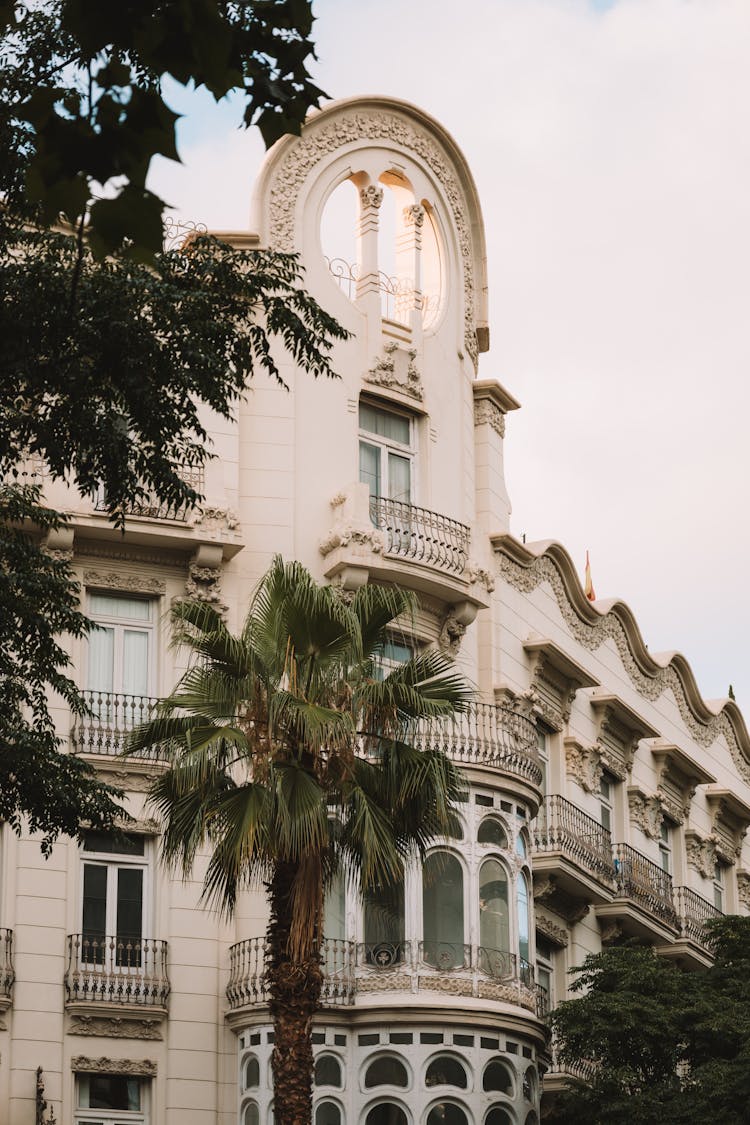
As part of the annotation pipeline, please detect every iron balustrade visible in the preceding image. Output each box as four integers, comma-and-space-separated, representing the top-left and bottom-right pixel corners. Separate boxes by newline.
64, 934, 169, 1007
612, 843, 677, 927
414, 701, 541, 783
369, 496, 470, 575
357, 941, 411, 969
94, 464, 205, 522
0, 929, 14, 1001
72, 690, 163, 758
418, 941, 472, 972
324, 256, 439, 326
532, 795, 615, 882
674, 885, 722, 946
226, 937, 356, 1010
476, 947, 517, 980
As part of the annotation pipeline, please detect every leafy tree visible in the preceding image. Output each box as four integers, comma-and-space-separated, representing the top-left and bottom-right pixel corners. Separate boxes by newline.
547, 917, 750, 1125
129, 558, 472, 1125
0, 2, 347, 847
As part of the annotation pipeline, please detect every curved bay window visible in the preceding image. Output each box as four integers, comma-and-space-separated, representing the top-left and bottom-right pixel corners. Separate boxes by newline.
364, 1056, 409, 1089
425, 1056, 468, 1089
478, 859, 510, 977
364, 876, 406, 966
422, 852, 465, 969
477, 817, 508, 849
517, 872, 531, 979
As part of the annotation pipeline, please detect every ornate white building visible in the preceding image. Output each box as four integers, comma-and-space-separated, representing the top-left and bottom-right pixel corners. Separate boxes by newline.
2, 95, 749, 1125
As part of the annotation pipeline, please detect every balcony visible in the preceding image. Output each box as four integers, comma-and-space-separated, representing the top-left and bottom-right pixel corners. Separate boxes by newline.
320, 483, 490, 616
657, 886, 722, 968
595, 843, 678, 939
0, 929, 14, 1015
64, 934, 170, 1014
413, 702, 542, 787
94, 464, 205, 523
532, 796, 616, 908
226, 937, 538, 1020
71, 690, 165, 760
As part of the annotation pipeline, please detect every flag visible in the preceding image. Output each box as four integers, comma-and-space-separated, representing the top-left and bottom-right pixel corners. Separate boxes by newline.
584, 551, 596, 601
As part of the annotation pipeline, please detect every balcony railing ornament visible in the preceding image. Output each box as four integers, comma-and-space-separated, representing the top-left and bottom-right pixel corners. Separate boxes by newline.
64, 934, 169, 1008
612, 843, 678, 927
72, 691, 164, 759
532, 795, 615, 882
369, 496, 470, 576
412, 702, 541, 785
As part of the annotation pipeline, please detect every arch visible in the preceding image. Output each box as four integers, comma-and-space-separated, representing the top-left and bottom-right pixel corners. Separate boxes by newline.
243, 1055, 260, 1089
422, 851, 465, 967
315, 1053, 343, 1088
315, 1100, 343, 1125
485, 1109, 514, 1125
243, 1102, 259, 1125
515, 830, 529, 859
517, 871, 531, 966
482, 1059, 514, 1096
478, 817, 508, 848
426, 1103, 469, 1125
424, 1055, 468, 1089
364, 1055, 409, 1089
365, 1102, 409, 1125
522, 1066, 537, 1102
478, 858, 510, 969
524, 1116, 539, 1125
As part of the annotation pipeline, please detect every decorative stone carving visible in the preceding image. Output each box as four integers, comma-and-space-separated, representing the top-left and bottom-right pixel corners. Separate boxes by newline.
473, 398, 505, 437
402, 203, 425, 228
477, 981, 522, 1004
266, 110, 480, 366
356, 973, 412, 993
185, 563, 224, 605
71, 1056, 157, 1077
360, 185, 384, 209
599, 920, 623, 945
564, 738, 602, 794
535, 912, 570, 948
737, 870, 750, 910
193, 506, 239, 531
115, 816, 160, 836
83, 570, 166, 596
97, 768, 160, 794
464, 560, 496, 593
627, 788, 664, 840
319, 524, 385, 558
438, 609, 467, 657
532, 873, 590, 925
68, 1016, 163, 1041
685, 831, 716, 880
706, 790, 750, 863
418, 975, 473, 997
364, 341, 423, 400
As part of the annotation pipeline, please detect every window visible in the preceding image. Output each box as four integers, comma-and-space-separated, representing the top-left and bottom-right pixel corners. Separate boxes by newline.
373, 636, 415, 682
87, 592, 155, 699
359, 401, 413, 505
323, 874, 346, 942
243, 1104, 259, 1125
482, 1059, 513, 1095
536, 938, 554, 1015
364, 1057, 409, 1088
244, 1056, 260, 1089
426, 1105, 468, 1125
422, 852, 465, 967
76, 1073, 146, 1124
517, 872, 531, 967
485, 1111, 513, 1125
365, 1106, 407, 1125
363, 877, 405, 964
314, 1055, 342, 1088
713, 862, 725, 912
477, 818, 508, 848
536, 724, 549, 795
659, 820, 673, 874
80, 832, 148, 967
478, 860, 510, 970
425, 1056, 468, 1088
315, 1104, 342, 1125
599, 773, 614, 832
522, 1066, 537, 1101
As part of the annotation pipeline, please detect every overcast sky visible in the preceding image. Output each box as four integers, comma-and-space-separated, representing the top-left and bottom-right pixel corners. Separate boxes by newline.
150, 0, 750, 712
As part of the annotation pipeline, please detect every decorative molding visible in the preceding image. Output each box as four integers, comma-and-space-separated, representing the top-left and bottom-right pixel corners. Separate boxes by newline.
83, 570, 166, 596
319, 524, 384, 559
418, 975, 473, 997
402, 202, 425, 228
364, 341, 423, 400
535, 911, 570, 948
359, 185, 383, 209
266, 109, 480, 366
651, 743, 714, 825
115, 816, 160, 836
76, 542, 186, 567
532, 874, 590, 926
193, 506, 239, 531
185, 563, 224, 606
355, 974, 412, 994
437, 608, 467, 657
737, 870, 750, 910
599, 920, 623, 945
564, 738, 602, 794
627, 787, 663, 840
68, 1016, 163, 1041
473, 399, 505, 437
685, 830, 716, 880
71, 1056, 157, 1077
96, 768, 161, 793
706, 790, 750, 863
464, 560, 495, 594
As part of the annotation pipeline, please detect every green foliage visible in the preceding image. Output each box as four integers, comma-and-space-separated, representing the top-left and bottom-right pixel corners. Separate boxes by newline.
0, 0, 325, 258
548, 918, 750, 1125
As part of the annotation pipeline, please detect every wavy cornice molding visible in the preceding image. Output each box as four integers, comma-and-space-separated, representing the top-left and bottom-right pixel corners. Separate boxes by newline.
493, 534, 750, 782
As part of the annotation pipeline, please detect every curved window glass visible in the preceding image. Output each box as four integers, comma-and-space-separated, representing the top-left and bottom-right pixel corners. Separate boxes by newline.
477, 818, 508, 848
315, 1055, 342, 1088
243, 1056, 259, 1089
486, 1109, 513, 1125
365, 1104, 408, 1125
523, 1066, 537, 1101
364, 876, 405, 962
479, 859, 510, 967
483, 1060, 514, 1095
243, 1103, 259, 1125
517, 872, 530, 965
324, 873, 346, 942
516, 831, 528, 858
422, 852, 464, 967
364, 1057, 409, 1088
525, 1114, 539, 1125
425, 1056, 468, 1089
426, 1104, 468, 1125
315, 1103, 342, 1125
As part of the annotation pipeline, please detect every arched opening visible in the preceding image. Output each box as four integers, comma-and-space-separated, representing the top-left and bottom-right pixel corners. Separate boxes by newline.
518, 872, 531, 967
478, 859, 510, 976
485, 1109, 514, 1125
243, 1056, 259, 1090
364, 875, 406, 965
482, 1059, 514, 1096
477, 817, 508, 848
426, 1104, 469, 1125
425, 1056, 468, 1089
314, 1054, 342, 1088
422, 852, 465, 968
523, 1066, 537, 1102
315, 1102, 342, 1125
365, 1105, 408, 1125
242, 1102, 259, 1125
320, 177, 359, 298
364, 1056, 409, 1088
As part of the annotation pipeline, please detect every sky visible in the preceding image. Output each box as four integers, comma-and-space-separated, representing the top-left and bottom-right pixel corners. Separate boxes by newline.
149, 0, 750, 712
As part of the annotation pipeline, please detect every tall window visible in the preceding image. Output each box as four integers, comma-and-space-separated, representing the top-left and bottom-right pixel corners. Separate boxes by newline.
517, 872, 531, 967
364, 876, 405, 963
536, 938, 555, 1014
76, 1072, 146, 1124
87, 592, 154, 699
713, 862, 725, 912
659, 821, 673, 874
599, 773, 614, 833
359, 401, 413, 504
536, 724, 549, 795
478, 859, 509, 956
80, 832, 148, 966
422, 852, 464, 967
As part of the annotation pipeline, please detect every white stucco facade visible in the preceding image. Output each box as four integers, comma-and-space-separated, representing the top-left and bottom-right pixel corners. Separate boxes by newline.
2, 96, 749, 1125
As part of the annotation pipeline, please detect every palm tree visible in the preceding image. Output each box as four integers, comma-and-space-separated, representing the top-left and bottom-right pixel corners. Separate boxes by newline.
129, 556, 472, 1125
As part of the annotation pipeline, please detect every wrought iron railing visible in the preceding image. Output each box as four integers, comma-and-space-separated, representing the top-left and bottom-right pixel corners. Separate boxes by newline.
357, 941, 411, 969
674, 885, 722, 947
71, 690, 162, 758
418, 941, 471, 971
0, 929, 14, 1001
613, 843, 677, 927
94, 464, 204, 522
64, 934, 169, 1007
532, 795, 616, 882
413, 701, 541, 783
477, 946, 516, 980
369, 496, 470, 575
226, 937, 356, 1010
324, 256, 439, 326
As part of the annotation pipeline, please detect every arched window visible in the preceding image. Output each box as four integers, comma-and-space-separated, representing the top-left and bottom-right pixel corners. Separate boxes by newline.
324, 873, 346, 942
364, 1056, 409, 1088
315, 1054, 342, 1088
315, 1102, 342, 1125
483, 1059, 514, 1095
477, 817, 508, 848
426, 1104, 469, 1125
479, 859, 510, 966
364, 876, 405, 963
516, 830, 528, 859
425, 1056, 468, 1089
485, 1109, 513, 1125
243, 1056, 259, 1089
517, 872, 530, 965
365, 1104, 408, 1125
525, 1115, 539, 1125
523, 1066, 537, 1102
422, 852, 464, 967
243, 1102, 259, 1125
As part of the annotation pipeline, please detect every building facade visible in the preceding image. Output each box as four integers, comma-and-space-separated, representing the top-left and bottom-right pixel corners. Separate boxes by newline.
2, 95, 750, 1125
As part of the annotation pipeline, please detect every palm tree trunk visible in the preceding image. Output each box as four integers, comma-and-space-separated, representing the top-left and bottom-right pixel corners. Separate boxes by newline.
266, 860, 323, 1125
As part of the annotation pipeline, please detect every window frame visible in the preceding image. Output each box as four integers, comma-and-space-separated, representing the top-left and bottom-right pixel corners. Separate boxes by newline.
86, 591, 157, 699
79, 833, 151, 967
358, 399, 416, 506
75, 1072, 148, 1125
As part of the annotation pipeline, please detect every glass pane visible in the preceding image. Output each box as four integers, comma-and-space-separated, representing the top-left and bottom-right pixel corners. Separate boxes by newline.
315, 1104, 342, 1125
517, 873, 530, 963
359, 441, 381, 498
244, 1057, 260, 1088
364, 879, 405, 951
422, 853, 464, 964
486, 1109, 513, 1125
365, 1106, 407, 1125
314, 1055, 342, 1087
78, 1074, 141, 1110
83, 832, 144, 856
364, 1057, 409, 1088
324, 875, 346, 942
387, 453, 411, 503
426, 1105, 468, 1125
516, 832, 527, 858
116, 867, 143, 949
82, 864, 107, 950
477, 819, 508, 848
483, 1060, 513, 1095
122, 630, 149, 697
90, 593, 151, 621
425, 1057, 467, 1088
479, 860, 509, 955
359, 403, 410, 445
88, 625, 114, 693
382, 640, 412, 665
243, 1102, 259, 1125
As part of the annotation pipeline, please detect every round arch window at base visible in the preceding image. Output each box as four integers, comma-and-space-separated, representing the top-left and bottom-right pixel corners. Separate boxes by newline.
315, 1099, 343, 1125
485, 1108, 514, 1125
426, 1102, 469, 1125
365, 1101, 409, 1125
